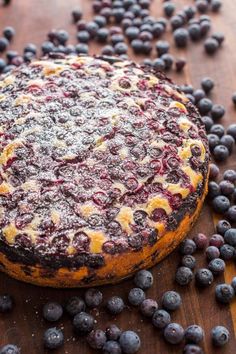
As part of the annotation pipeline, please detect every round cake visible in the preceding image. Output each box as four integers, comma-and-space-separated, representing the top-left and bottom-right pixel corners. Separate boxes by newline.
0, 55, 209, 287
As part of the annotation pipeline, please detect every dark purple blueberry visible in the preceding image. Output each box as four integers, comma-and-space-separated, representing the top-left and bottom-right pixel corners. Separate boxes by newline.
224, 228, 236, 246
170, 15, 184, 30
84, 288, 103, 308
195, 268, 213, 287
131, 39, 143, 54
164, 323, 184, 344
113, 8, 125, 23
220, 135, 235, 153
232, 92, 236, 105
163, 2, 175, 17
231, 277, 236, 292
134, 270, 153, 290
193, 89, 206, 103
152, 309, 171, 329
204, 37, 219, 55
77, 30, 90, 43
101, 45, 115, 56
142, 41, 152, 54
201, 77, 214, 93
179, 239, 197, 255
103, 341, 122, 354
56, 29, 69, 45
125, 26, 139, 41
223, 169, 236, 182
43, 302, 63, 322
152, 23, 165, 38
73, 312, 95, 333
175, 58, 186, 72
210, 124, 224, 137
185, 325, 204, 344
65, 296, 85, 316
193, 233, 208, 249
211, 0, 222, 12
41, 41, 55, 54
220, 244, 235, 260
0, 58, 6, 72
208, 258, 225, 275
219, 180, 234, 196
198, 98, 213, 115
208, 134, 220, 150
2, 64, 15, 73
215, 284, 234, 304
186, 94, 196, 104
209, 234, 224, 248
201, 116, 214, 132
211, 326, 229, 347
213, 145, 229, 161
106, 296, 124, 315
206, 246, 220, 260
0, 295, 13, 313
212, 32, 225, 45
155, 40, 169, 57
209, 163, 219, 179
211, 104, 225, 120
175, 266, 193, 286
208, 181, 220, 199
196, 0, 208, 13
114, 42, 128, 55
173, 28, 189, 47
181, 255, 196, 269
216, 219, 231, 235
188, 24, 201, 41
162, 291, 181, 311
43, 327, 64, 349
87, 329, 107, 349
139, 30, 153, 42
3, 26, 15, 41
226, 206, 236, 222
119, 331, 141, 354
110, 34, 124, 45
212, 195, 230, 213
128, 288, 146, 306
139, 0, 151, 9
75, 43, 89, 54
153, 58, 165, 71
161, 53, 173, 70
72, 8, 83, 22
226, 124, 236, 142
106, 324, 121, 341
94, 15, 107, 27
0, 345, 20, 354
130, 4, 141, 16
86, 21, 99, 38
183, 344, 204, 354
184, 6, 196, 19
0, 37, 9, 52
24, 43, 37, 55
143, 58, 153, 67
180, 84, 194, 94
140, 299, 158, 317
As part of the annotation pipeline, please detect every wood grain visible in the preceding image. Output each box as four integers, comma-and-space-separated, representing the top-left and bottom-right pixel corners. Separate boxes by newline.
0, 0, 236, 353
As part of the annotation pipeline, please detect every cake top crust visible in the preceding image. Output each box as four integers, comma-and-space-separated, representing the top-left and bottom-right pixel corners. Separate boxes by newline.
0, 55, 209, 262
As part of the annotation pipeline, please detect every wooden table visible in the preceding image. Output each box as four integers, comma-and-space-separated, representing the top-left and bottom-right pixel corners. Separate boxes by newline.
0, 1, 236, 353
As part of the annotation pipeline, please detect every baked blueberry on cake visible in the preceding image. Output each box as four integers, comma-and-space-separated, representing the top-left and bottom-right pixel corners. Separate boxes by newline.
0, 55, 209, 287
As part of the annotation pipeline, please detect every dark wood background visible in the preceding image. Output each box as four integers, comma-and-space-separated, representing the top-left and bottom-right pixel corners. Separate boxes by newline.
0, 0, 236, 353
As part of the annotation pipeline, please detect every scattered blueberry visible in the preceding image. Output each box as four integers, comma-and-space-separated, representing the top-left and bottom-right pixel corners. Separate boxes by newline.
209, 163, 219, 179
43, 302, 63, 322
204, 37, 219, 55
73, 312, 95, 333
224, 228, 236, 247
209, 234, 224, 248
195, 268, 213, 287
119, 331, 141, 354
193, 233, 208, 249
128, 288, 146, 306
211, 326, 229, 347
179, 239, 197, 255
0, 37, 9, 52
0, 345, 20, 354
216, 219, 231, 235
184, 325, 204, 344
175, 266, 193, 286
106, 296, 125, 315
198, 98, 213, 115
87, 329, 107, 349
206, 246, 220, 260
220, 244, 235, 260
208, 258, 225, 275
3, 26, 15, 41
85, 288, 103, 308
134, 270, 153, 290
201, 77, 214, 93
65, 296, 85, 317
0, 295, 13, 313
43, 327, 64, 350
103, 340, 122, 354
181, 255, 196, 269
183, 344, 204, 354
173, 28, 189, 47
164, 323, 184, 344
162, 291, 182, 311
106, 324, 121, 341
140, 298, 158, 317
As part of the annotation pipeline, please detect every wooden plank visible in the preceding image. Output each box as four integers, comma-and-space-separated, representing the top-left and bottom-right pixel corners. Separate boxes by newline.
0, 0, 235, 353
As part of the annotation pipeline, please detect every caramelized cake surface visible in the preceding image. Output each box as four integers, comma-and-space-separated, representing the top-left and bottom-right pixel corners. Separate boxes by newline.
0, 56, 209, 286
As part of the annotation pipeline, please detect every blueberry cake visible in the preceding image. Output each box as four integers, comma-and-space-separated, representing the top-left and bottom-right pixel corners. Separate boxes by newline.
0, 55, 209, 287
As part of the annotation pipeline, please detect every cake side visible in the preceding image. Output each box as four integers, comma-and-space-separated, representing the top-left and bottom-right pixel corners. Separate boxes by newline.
0, 55, 209, 287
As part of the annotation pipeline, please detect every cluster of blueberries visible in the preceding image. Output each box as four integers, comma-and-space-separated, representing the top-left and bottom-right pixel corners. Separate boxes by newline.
208, 167, 236, 221
0, 266, 231, 354
0, 0, 224, 74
